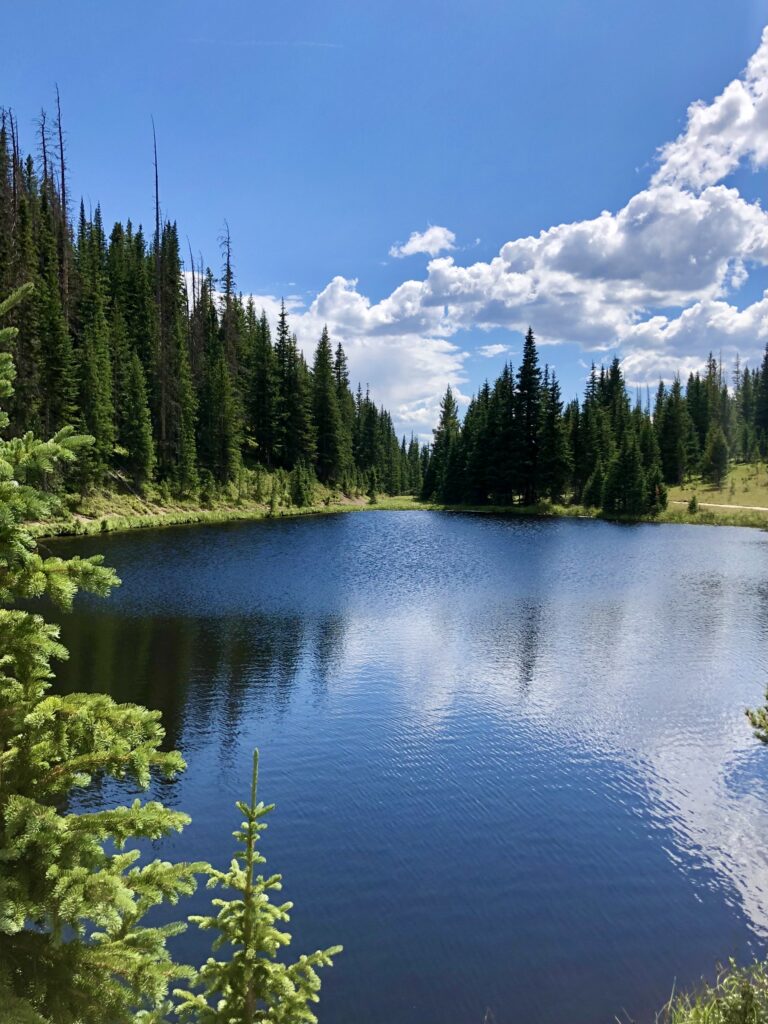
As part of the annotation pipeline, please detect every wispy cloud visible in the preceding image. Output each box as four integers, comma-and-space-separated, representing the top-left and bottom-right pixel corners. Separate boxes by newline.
477, 343, 510, 358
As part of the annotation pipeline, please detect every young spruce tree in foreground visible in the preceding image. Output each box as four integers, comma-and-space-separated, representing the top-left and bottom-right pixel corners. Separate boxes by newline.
176, 751, 342, 1024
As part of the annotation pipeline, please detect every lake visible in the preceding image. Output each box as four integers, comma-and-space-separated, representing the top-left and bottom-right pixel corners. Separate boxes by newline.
46, 511, 768, 1023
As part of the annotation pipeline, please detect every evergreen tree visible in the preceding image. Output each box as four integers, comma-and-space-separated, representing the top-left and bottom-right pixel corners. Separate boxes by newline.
639, 414, 667, 515
738, 366, 757, 461
124, 224, 156, 385
196, 277, 240, 485
600, 356, 630, 442
513, 327, 541, 504
272, 300, 291, 467
701, 423, 729, 486
406, 433, 423, 495
7, 192, 43, 434
120, 350, 155, 485
422, 386, 461, 501
273, 303, 315, 469
155, 223, 198, 492
289, 460, 316, 507
538, 369, 571, 502
201, 348, 241, 485
175, 751, 340, 1024
755, 344, 768, 440
36, 190, 77, 433
573, 369, 608, 501
460, 382, 492, 504
312, 326, 346, 483
659, 377, 690, 485
74, 206, 115, 477
601, 431, 647, 516
488, 364, 515, 502
582, 458, 604, 509
245, 304, 276, 466
0, 285, 201, 1023
333, 341, 356, 441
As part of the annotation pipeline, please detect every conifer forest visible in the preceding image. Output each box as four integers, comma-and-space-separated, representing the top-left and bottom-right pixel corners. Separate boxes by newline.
1, 109, 765, 523
0, 109, 422, 509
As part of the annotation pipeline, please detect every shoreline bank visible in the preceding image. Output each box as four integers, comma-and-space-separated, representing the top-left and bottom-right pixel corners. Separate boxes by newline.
32, 492, 768, 540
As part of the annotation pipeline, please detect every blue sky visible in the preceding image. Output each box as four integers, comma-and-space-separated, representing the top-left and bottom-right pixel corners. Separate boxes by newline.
5, 1, 768, 435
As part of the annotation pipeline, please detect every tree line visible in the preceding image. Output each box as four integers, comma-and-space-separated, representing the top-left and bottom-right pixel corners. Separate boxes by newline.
0, 105, 423, 505
422, 326, 765, 515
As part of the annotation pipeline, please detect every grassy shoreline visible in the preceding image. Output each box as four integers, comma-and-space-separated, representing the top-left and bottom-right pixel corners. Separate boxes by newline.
32, 486, 768, 540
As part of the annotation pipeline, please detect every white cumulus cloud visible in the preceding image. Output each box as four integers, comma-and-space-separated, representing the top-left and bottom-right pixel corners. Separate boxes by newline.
229, 27, 768, 432
389, 225, 457, 259
653, 27, 768, 190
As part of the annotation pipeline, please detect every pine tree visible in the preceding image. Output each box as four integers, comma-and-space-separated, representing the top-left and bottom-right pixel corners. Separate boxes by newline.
203, 348, 241, 485
333, 341, 356, 439
155, 223, 197, 492
422, 386, 461, 501
286, 339, 316, 470
272, 300, 291, 467
0, 120, 13, 295
659, 377, 690, 485
639, 414, 667, 515
312, 326, 346, 483
0, 285, 202, 1023
573, 370, 607, 500
601, 431, 647, 516
124, 224, 157, 385
600, 357, 630, 442
582, 458, 604, 508
196, 277, 240, 485
513, 327, 541, 504
488, 364, 515, 502
175, 750, 341, 1024
755, 345, 768, 441
245, 304, 276, 466
36, 190, 77, 434
538, 369, 571, 502
289, 460, 316, 507
406, 434, 423, 495
121, 350, 156, 485
738, 367, 757, 461
701, 423, 729, 486
8, 193, 43, 434
74, 207, 116, 478
462, 382, 496, 504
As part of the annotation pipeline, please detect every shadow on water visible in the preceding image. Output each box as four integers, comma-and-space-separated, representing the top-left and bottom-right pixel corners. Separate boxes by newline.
53, 611, 328, 751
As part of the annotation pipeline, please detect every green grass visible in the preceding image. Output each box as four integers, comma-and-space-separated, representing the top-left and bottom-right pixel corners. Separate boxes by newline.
659, 961, 768, 1024
379, 495, 768, 529
32, 488, 368, 539
658, 504, 768, 529
33, 463, 768, 540
669, 463, 768, 510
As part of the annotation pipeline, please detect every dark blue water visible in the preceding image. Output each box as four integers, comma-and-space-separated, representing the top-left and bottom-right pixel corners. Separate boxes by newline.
46, 512, 768, 1023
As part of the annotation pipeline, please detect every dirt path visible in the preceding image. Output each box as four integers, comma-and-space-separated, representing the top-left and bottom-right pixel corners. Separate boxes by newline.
670, 499, 768, 512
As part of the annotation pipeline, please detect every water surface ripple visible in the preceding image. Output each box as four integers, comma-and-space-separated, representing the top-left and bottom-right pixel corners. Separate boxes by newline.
48, 512, 768, 1024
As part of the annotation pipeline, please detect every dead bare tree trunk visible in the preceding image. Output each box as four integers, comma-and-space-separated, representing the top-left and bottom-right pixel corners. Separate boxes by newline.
152, 117, 167, 460
55, 86, 69, 319
38, 108, 49, 187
